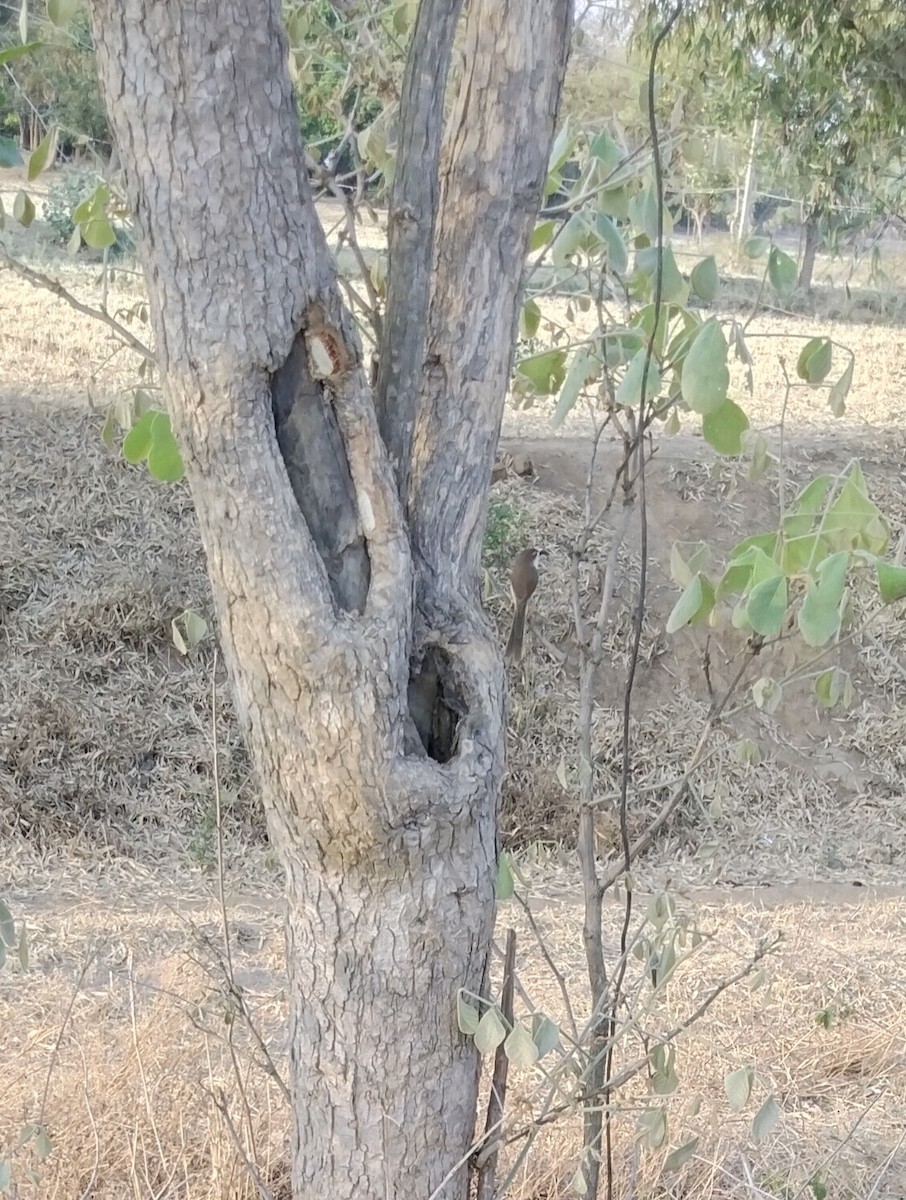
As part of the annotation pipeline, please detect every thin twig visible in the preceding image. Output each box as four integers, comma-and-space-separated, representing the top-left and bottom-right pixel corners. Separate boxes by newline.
0, 249, 156, 363
475, 928, 516, 1200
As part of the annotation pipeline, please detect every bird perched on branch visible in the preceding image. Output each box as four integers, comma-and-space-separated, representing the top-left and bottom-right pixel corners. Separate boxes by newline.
505, 547, 543, 664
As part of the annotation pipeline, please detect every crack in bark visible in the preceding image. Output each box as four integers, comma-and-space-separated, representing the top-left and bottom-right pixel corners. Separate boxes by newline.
270, 331, 371, 613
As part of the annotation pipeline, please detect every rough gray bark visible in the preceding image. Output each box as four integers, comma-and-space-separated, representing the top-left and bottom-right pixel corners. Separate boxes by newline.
88, 1, 571, 1196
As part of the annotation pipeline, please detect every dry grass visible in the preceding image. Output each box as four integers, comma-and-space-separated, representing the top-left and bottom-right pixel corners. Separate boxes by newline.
1, 886, 904, 1199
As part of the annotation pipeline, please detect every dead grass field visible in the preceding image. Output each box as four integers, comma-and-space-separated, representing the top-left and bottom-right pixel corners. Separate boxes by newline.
1, 181, 906, 1198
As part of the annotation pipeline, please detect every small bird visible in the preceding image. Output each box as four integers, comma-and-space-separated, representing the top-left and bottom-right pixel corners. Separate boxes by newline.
505, 547, 543, 664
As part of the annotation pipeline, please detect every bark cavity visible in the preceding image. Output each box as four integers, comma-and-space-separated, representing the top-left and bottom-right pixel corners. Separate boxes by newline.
270, 331, 371, 612
407, 644, 466, 764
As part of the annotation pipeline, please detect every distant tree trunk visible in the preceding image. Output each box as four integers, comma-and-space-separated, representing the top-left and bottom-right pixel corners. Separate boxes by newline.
735, 113, 760, 251
799, 207, 820, 291
88, 1, 572, 1197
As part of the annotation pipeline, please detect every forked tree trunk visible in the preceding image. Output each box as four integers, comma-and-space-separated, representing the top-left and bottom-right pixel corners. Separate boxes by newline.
88, 1, 571, 1196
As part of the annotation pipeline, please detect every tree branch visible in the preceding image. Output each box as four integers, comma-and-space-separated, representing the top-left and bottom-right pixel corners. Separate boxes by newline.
374, 0, 464, 492
0, 249, 156, 364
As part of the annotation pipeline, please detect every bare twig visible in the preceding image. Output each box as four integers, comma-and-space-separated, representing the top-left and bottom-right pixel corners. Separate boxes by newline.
475, 928, 516, 1200
0, 249, 156, 364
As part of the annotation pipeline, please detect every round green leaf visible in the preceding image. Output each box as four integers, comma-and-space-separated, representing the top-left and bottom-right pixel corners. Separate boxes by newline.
456, 995, 480, 1035
637, 1106, 668, 1149
768, 248, 796, 298
595, 213, 628, 275
13, 190, 35, 228
47, 0, 79, 25
531, 1013, 561, 1057
635, 246, 686, 303
664, 1137, 700, 1172
530, 219, 556, 251
828, 359, 854, 418
515, 349, 567, 396
742, 235, 770, 259
690, 255, 719, 302
553, 346, 600, 429
725, 1065, 754, 1111
702, 399, 749, 456
752, 1095, 781, 1142
519, 299, 541, 340
504, 1021, 540, 1068
797, 551, 848, 647
147, 436, 184, 483
745, 575, 787, 637
682, 318, 730, 415
615, 347, 661, 408
474, 1006, 507, 1056
796, 337, 832, 385
122, 411, 155, 464
877, 560, 906, 604
82, 216, 117, 250
27, 127, 53, 181
666, 572, 714, 633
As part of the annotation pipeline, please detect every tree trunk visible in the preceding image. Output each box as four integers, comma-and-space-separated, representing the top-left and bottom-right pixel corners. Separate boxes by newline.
799, 209, 820, 291
88, 1, 572, 1197
735, 114, 760, 251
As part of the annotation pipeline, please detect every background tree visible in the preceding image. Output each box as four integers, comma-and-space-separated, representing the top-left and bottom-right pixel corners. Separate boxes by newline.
643, 0, 906, 288
84, 1, 572, 1198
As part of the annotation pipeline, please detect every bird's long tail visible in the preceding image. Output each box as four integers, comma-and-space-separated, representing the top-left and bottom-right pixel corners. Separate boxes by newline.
505, 599, 528, 664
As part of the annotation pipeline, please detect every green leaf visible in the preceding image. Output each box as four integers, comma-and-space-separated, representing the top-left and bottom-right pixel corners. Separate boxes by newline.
690, 254, 719, 302
752, 677, 782, 714
636, 1106, 668, 1149
768, 248, 797, 297
670, 541, 711, 587
474, 1006, 507, 1056
815, 668, 851, 709
666, 573, 714, 633
47, 0, 79, 24
547, 117, 572, 178
0, 900, 15, 947
147, 433, 183, 481
457, 995, 480, 1035
742, 235, 770, 259
0, 41, 41, 67
823, 473, 888, 554
34, 1128, 52, 1162
122, 411, 155, 464
682, 318, 729, 415
519, 299, 541, 340
82, 216, 117, 250
745, 574, 787, 637
725, 1066, 754, 1111
628, 184, 670, 241
530, 219, 556, 252
27, 128, 53, 181
702, 399, 748, 456
589, 130, 621, 174
532, 1013, 560, 1057
716, 559, 754, 600
798, 551, 848, 647
615, 347, 660, 408
551, 212, 588, 267
796, 337, 832, 385
664, 1137, 700, 1172
66, 226, 82, 256
516, 350, 567, 395
504, 1021, 540, 1068
635, 246, 686, 303
598, 185, 629, 220
594, 213, 628, 275
877, 560, 906, 604
828, 359, 854, 418
17, 923, 28, 969
496, 853, 514, 901
752, 1095, 781, 1142
553, 346, 600, 429
13, 190, 35, 228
